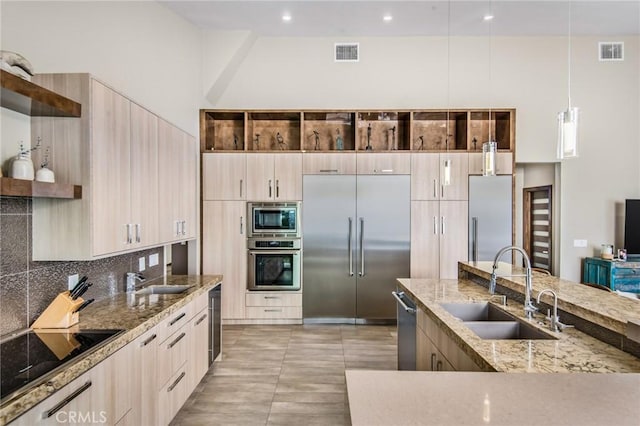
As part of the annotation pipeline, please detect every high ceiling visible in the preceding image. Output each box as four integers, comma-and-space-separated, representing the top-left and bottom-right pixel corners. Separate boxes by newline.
160, 1, 640, 37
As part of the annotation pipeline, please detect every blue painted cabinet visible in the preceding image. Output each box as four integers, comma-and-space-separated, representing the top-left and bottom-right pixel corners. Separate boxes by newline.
583, 257, 640, 293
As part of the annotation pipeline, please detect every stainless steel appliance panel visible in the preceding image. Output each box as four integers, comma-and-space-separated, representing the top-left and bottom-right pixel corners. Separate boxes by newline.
248, 247, 301, 291
209, 284, 221, 365
356, 175, 410, 320
302, 175, 357, 319
393, 289, 416, 370
469, 176, 513, 262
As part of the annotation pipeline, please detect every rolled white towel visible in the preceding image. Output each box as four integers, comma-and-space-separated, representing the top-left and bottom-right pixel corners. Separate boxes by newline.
0, 50, 34, 75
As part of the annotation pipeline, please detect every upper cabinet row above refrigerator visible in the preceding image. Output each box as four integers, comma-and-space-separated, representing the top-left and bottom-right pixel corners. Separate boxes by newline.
200, 109, 514, 153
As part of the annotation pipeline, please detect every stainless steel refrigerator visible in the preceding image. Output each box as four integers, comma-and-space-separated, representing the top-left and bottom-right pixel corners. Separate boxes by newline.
302, 175, 410, 323
468, 176, 513, 262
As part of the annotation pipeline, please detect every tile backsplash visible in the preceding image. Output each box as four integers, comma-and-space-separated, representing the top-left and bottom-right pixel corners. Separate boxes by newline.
0, 196, 164, 337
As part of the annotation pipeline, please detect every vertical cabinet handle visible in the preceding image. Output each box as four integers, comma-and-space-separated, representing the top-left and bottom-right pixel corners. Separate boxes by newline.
182, 220, 187, 236
441, 216, 445, 235
431, 353, 436, 371
437, 360, 443, 371
240, 179, 243, 198
240, 216, 244, 235
268, 179, 272, 198
359, 218, 365, 277
126, 224, 133, 244
433, 179, 438, 198
175, 221, 181, 237
276, 180, 280, 198
135, 223, 141, 243
472, 217, 478, 262
348, 218, 354, 277
433, 216, 438, 235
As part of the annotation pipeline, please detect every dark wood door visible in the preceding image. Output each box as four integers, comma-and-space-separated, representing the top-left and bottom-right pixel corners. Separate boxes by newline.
523, 185, 552, 273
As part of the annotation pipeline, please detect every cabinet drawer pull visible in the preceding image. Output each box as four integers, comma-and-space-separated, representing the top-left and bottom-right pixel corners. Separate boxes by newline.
167, 372, 186, 393
141, 333, 157, 347
195, 313, 207, 325
44, 381, 92, 418
319, 169, 338, 173
374, 169, 393, 174
169, 312, 186, 326
264, 309, 283, 312
263, 296, 280, 299
167, 332, 186, 349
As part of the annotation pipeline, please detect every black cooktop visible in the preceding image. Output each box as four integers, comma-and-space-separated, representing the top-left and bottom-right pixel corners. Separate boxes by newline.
0, 329, 124, 402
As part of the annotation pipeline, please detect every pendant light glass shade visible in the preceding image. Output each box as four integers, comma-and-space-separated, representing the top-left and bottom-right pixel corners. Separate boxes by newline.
557, 106, 579, 159
482, 141, 497, 176
442, 159, 452, 186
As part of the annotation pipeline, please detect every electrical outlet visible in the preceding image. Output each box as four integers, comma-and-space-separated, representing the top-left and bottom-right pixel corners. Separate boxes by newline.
68, 274, 79, 290
573, 239, 588, 248
149, 253, 159, 267
139, 257, 146, 271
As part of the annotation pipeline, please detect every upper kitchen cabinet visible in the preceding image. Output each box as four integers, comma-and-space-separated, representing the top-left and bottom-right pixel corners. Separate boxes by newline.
356, 152, 411, 175
468, 110, 514, 152
158, 118, 197, 242
247, 112, 302, 151
202, 153, 246, 200
302, 152, 357, 175
246, 153, 302, 201
31, 74, 195, 260
200, 110, 245, 152
356, 111, 411, 151
302, 112, 356, 151
468, 152, 513, 175
412, 111, 467, 151
411, 153, 469, 201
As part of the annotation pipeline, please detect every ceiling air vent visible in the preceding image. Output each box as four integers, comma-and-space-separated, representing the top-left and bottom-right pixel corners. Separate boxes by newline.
335, 43, 359, 62
599, 42, 624, 61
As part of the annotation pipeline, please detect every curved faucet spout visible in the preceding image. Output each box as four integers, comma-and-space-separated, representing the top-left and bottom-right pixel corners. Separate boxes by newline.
490, 246, 537, 320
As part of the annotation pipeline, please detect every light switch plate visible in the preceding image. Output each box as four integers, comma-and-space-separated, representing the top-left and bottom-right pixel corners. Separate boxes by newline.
68, 274, 79, 290
139, 257, 146, 271
573, 239, 588, 248
149, 253, 159, 267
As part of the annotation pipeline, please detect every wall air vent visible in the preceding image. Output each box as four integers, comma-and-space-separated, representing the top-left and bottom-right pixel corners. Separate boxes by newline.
599, 42, 624, 61
335, 43, 359, 62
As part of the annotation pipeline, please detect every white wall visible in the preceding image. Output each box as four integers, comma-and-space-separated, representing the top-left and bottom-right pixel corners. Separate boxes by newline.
204, 33, 640, 281
0, 1, 202, 135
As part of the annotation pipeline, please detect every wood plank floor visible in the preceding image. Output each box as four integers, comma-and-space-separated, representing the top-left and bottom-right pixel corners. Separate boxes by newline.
171, 324, 397, 426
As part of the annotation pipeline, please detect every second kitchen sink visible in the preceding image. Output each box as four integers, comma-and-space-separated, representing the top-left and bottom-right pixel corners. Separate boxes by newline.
136, 285, 193, 295
440, 302, 557, 340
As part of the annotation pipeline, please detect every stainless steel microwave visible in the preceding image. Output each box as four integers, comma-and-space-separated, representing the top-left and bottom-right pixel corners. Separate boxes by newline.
247, 202, 301, 238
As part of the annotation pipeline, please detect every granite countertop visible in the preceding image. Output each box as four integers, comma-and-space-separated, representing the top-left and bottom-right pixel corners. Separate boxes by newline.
459, 261, 640, 336
0, 274, 222, 425
346, 370, 640, 426
396, 275, 640, 373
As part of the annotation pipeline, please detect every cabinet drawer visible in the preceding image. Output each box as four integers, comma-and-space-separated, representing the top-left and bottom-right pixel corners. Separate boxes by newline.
192, 291, 209, 314
157, 363, 189, 426
246, 293, 302, 307
356, 153, 411, 175
613, 268, 640, 278
245, 306, 302, 319
302, 153, 356, 175
157, 303, 193, 343
157, 324, 190, 389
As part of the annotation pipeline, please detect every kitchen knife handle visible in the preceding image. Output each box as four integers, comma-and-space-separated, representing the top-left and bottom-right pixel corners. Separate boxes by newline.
472, 217, 477, 260
359, 218, 365, 277
348, 218, 354, 277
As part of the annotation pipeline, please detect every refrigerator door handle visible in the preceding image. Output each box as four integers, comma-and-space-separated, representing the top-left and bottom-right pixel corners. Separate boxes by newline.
472, 217, 478, 261
348, 218, 354, 276
358, 218, 365, 277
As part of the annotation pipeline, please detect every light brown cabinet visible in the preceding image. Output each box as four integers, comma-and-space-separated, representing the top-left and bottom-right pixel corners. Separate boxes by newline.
245, 292, 302, 320
130, 326, 159, 426
246, 153, 302, 201
202, 153, 246, 200
302, 153, 356, 175
411, 201, 468, 280
355, 153, 411, 175
30, 74, 197, 260
468, 152, 513, 175
187, 304, 210, 391
202, 201, 246, 320
411, 153, 468, 201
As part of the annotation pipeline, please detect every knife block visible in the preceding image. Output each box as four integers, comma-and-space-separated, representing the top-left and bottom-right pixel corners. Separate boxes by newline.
31, 291, 84, 329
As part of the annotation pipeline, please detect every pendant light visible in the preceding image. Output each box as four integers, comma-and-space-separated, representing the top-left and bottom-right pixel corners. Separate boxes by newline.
442, 0, 452, 186
482, 0, 497, 177
557, 0, 578, 159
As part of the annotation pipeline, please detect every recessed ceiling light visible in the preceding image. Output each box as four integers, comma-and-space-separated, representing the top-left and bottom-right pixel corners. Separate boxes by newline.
282, 13, 292, 22
383, 15, 393, 22
483, 14, 494, 21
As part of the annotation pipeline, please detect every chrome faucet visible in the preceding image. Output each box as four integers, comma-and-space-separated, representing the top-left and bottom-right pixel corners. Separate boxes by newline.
126, 272, 145, 293
536, 289, 573, 332
490, 246, 537, 320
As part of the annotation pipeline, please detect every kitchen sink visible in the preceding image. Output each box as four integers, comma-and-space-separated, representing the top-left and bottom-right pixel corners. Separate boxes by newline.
464, 321, 556, 340
440, 302, 513, 322
135, 285, 193, 295
440, 302, 557, 340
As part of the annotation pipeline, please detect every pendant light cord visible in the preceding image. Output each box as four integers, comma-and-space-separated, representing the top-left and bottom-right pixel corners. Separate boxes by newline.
488, 0, 493, 143
567, 0, 572, 109
446, 0, 451, 150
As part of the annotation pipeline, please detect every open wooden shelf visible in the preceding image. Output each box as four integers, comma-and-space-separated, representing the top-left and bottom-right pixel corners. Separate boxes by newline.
0, 177, 82, 199
1, 69, 81, 117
